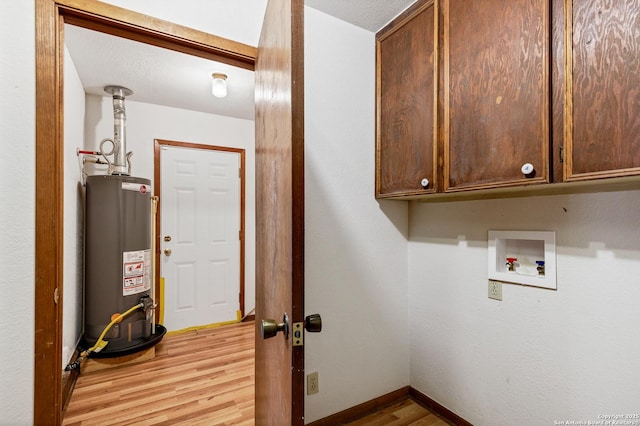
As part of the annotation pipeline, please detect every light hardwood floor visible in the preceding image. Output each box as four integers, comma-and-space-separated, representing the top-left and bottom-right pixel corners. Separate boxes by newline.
64, 321, 448, 425
63, 321, 255, 425
344, 398, 450, 426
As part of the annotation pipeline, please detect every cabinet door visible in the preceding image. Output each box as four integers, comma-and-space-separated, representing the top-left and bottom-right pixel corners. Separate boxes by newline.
376, 0, 437, 198
444, 0, 550, 191
565, 0, 640, 180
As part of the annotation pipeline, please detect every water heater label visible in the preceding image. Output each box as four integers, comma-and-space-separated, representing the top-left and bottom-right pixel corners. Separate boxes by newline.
122, 182, 149, 194
123, 249, 151, 296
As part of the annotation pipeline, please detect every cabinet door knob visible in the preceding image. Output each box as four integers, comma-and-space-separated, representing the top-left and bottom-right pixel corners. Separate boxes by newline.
521, 163, 534, 176
420, 178, 429, 189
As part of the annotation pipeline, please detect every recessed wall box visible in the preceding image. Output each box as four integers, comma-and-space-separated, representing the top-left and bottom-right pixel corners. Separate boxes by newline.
488, 230, 556, 290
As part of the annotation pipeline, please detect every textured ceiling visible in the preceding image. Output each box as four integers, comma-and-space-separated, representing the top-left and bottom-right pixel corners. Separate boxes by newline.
307, 0, 416, 32
64, 1, 417, 121
64, 24, 256, 120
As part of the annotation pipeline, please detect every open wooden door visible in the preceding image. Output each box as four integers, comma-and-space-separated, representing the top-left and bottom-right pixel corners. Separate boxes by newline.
254, 0, 305, 424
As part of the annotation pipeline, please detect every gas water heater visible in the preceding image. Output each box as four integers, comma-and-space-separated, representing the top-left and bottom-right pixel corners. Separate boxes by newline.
80, 86, 165, 358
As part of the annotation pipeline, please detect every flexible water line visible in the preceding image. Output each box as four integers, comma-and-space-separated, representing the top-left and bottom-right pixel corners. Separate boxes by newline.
90, 303, 144, 353
65, 302, 143, 371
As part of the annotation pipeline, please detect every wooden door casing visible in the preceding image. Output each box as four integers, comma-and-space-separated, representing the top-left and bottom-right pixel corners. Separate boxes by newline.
254, 0, 305, 424
565, 0, 640, 181
35, 1, 256, 423
443, 0, 550, 191
376, 0, 438, 198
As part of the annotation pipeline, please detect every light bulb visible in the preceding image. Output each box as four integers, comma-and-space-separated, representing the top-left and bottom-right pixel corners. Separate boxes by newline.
211, 73, 228, 98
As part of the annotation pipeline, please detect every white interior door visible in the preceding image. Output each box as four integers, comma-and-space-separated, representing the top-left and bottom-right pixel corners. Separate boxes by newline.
160, 145, 241, 331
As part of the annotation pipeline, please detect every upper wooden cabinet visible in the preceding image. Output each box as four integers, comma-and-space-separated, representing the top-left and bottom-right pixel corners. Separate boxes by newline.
565, 0, 640, 181
376, 0, 437, 198
444, 0, 550, 191
376, 0, 640, 199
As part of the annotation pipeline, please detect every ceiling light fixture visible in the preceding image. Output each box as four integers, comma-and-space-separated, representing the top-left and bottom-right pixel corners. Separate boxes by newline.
211, 72, 228, 98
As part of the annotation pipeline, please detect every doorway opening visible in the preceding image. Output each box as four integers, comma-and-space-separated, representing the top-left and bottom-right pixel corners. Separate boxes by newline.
35, 1, 257, 423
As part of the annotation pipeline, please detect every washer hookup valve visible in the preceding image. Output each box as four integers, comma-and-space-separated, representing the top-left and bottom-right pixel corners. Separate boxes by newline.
506, 257, 518, 272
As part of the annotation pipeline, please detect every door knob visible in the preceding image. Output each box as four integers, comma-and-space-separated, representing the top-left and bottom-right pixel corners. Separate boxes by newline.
164, 249, 172, 256
305, 314, 322, 333
521, 163, 535, 177
261, 313, 289, 340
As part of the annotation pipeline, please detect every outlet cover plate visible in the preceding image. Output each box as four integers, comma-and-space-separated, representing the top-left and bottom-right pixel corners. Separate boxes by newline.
307, 371, 319, 395
488, 280, 502, 301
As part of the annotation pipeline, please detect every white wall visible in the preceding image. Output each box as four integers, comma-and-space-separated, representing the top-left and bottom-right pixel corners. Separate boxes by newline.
84, 95, 256, 314
408, 191, 640, 425
0, 2, 35, 424
62, 47, 86, 368
304, 7, 410, 423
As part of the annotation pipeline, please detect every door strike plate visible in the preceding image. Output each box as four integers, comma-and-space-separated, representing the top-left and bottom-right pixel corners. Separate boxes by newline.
293, 322, 304, 346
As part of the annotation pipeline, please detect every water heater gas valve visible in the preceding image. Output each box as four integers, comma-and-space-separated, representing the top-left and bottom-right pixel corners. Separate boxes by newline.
140, 295, 156, 314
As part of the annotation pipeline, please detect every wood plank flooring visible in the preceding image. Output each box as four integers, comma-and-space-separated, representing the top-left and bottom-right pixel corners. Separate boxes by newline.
344, 398, 450, 426
64, 321, 449, 425
63, 321, 255, 425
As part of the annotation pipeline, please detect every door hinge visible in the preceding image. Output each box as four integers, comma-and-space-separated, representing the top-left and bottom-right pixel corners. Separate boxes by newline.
559, 145, 564, 163
292, 322, 304, 346
54, 287, 60, 305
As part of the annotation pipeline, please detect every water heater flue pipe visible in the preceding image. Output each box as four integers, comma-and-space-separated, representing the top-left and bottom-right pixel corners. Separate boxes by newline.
104, 85, 133, 176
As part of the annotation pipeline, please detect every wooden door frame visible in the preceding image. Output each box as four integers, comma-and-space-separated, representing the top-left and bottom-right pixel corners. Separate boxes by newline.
35, 1, 255, 423
153, 139, 247, 320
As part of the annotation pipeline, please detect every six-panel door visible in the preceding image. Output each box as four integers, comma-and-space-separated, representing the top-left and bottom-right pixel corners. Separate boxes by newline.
160, 145, 241, 331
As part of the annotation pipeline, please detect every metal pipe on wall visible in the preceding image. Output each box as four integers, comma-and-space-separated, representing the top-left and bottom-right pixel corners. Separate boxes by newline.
104, 85, 133, 176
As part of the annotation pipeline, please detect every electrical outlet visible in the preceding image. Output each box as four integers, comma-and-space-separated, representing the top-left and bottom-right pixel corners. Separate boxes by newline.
488, 280, 503, 301
307, 371, 319, 395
